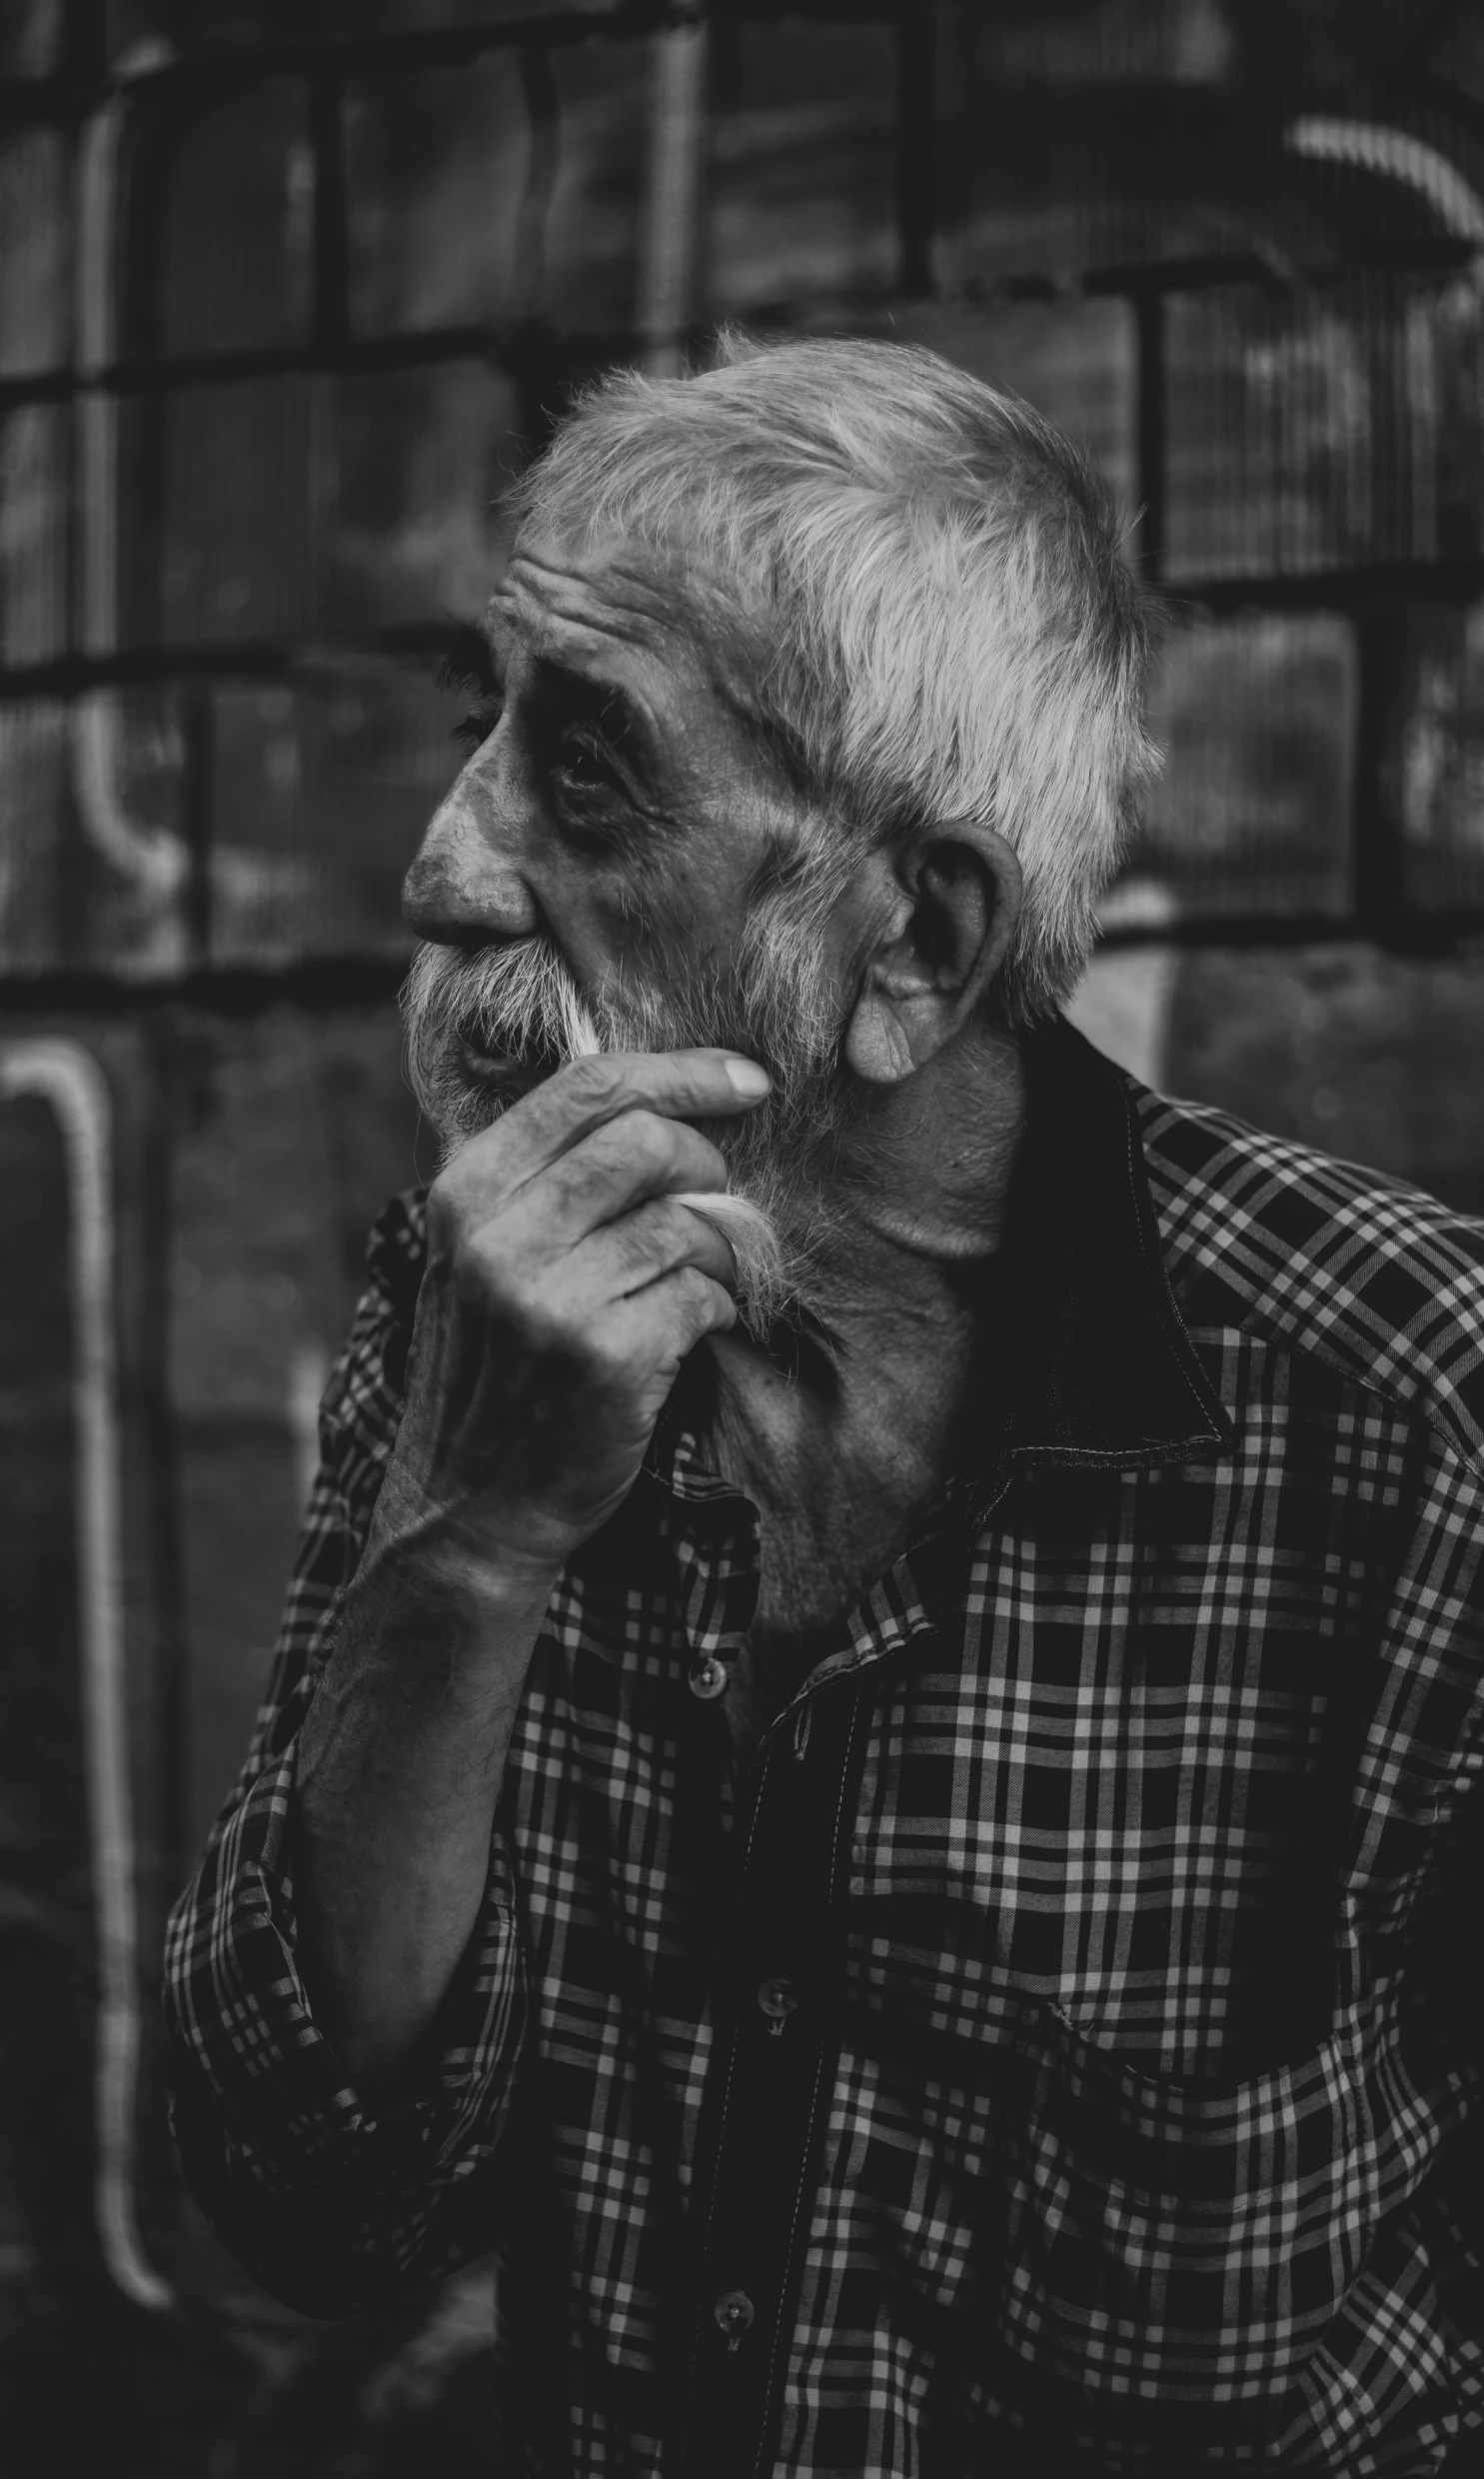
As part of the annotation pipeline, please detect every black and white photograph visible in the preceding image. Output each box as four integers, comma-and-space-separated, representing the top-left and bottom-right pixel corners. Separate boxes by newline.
2, 4, 1484, 2473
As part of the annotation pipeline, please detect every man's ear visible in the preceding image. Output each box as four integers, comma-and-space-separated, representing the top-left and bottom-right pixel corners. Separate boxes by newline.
844, 821, 1023, 1087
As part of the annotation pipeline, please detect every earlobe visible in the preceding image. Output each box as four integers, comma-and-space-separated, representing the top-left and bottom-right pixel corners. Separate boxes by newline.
844, 991, 918, 1085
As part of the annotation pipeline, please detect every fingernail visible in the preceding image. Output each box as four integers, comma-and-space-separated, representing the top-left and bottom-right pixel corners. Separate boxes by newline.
724, 1058, 770, 1098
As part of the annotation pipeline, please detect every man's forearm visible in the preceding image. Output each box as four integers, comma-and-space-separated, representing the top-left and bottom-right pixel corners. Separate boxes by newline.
293, 1532, 554, 2097
287, 1047, 757, 2098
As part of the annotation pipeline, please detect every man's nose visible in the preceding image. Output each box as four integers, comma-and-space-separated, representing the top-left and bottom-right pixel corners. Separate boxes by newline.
401, 753, 541, 945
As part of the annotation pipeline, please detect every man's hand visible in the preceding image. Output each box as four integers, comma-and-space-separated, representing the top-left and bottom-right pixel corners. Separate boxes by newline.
373, 1045, 771, 1593
295, 1048, 768, 2092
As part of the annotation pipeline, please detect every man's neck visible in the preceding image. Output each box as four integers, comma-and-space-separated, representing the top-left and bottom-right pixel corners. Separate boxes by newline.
701, 1024, 1028, 1636
737, 1014, 1028, 1420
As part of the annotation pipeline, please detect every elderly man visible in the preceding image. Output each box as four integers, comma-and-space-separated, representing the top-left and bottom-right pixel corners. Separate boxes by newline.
167, 337, 1484, 2478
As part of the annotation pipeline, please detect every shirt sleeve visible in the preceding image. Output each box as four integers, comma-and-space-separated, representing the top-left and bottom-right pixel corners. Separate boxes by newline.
162, 1194, 531, 2315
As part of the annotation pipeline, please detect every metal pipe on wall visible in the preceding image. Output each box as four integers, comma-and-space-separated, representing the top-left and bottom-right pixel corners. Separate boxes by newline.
635, 13, 709, 379
0, 1039, 172, 2314
72, 43, 190, 976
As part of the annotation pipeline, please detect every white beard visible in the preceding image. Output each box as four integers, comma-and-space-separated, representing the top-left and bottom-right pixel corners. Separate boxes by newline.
401, 900, 850, 1333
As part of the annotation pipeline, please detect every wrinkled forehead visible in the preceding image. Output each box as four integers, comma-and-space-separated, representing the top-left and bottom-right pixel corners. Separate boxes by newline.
494, 523, 766, 709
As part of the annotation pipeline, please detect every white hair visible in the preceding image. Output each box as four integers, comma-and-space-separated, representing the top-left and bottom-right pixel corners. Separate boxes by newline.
509, 331, 1159, 1024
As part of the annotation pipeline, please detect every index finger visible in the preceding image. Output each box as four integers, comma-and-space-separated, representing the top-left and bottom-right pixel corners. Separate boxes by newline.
452, 1049, 770, 1194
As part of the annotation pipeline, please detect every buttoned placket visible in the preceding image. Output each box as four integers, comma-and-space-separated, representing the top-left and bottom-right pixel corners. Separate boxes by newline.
662, 1477, 951, 2479
629, 1019, 1235, 2477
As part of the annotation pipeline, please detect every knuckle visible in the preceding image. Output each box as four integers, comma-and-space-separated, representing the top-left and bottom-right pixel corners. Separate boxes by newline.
562, 1053, 625, 1111
648, 1197, 692, 1252
621, 1110, 676, 1171
612, 1200, 678, 1279
546, 1148, 605, 1214
674, 1264, 715, 1319
577, 1112, 672, 1197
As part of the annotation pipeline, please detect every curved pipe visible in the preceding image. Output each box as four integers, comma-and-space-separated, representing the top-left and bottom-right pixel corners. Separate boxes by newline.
73, 42, 190, 965
635, 17, 709, 378
0, 1039, 172, 2313
1285, 116, 1484, 246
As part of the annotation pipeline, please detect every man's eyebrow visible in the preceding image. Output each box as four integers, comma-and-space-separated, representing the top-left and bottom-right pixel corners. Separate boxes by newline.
439, 614, 505, 698
481, 598, 516, 663
535, 656, 654, 762
478, 584, 662, 758
482, 581, 671, 782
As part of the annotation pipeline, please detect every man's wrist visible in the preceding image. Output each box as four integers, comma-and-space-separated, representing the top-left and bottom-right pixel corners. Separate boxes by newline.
363, 1465, 564, 1607
343, 1508, 560, 1686
367, 1526, 556, 1617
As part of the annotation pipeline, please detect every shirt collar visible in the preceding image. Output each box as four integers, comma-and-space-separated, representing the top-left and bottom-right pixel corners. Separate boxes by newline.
973, 1015, 1233, 1487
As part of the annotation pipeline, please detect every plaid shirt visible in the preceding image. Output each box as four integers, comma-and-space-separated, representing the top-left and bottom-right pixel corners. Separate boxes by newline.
165, 1023, 1484, 2479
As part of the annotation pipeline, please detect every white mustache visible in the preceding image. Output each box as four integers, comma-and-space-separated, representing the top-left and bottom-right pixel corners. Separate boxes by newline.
406, 936, 605, 1066
403, 939, 787, 1328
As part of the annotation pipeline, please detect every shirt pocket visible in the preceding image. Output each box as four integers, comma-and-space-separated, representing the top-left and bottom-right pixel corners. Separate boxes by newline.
995, 1990, 1445, 2406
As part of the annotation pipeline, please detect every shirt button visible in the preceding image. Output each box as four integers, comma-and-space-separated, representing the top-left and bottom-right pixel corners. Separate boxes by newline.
756, 1976, 797, 2036
688, 1653, 729, 1701
714, 2288, 754, 2350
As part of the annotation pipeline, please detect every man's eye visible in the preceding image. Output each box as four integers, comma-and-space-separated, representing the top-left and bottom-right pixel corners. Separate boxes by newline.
556, 728, 616, 792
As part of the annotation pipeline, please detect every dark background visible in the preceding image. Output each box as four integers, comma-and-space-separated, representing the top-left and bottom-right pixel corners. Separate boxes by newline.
2, 1, 1484, 2467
